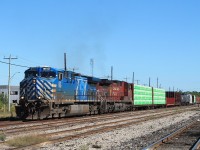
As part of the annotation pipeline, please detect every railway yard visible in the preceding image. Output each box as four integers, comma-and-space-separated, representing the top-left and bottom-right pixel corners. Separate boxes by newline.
1, 1, 200, 149
0, 105, 199, 150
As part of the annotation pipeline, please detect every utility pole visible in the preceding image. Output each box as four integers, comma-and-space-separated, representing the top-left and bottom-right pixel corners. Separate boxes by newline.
90, 59, 94, 77
4, 55, 18, 112
124, 76, 129, 82
69, 67, 79, 72
111, 66, 113, 81
132, 72, 134, 84
149, 77, 151, 87
135, 80, 140, 84
157, 77, 158, 88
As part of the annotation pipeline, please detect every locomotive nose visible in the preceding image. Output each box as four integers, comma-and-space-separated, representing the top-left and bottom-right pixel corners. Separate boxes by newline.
20, 77, 54, 101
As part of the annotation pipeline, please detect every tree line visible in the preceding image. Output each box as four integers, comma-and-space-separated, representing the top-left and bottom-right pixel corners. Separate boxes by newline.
183, 91, 200, 97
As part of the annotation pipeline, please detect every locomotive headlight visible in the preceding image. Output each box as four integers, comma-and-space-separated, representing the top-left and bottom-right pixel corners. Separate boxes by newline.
33, 79, 36, 84
38, 96, 41, 100
20, 96, 24, 100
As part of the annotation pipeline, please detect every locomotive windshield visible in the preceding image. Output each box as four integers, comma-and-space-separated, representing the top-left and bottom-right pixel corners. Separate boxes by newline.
41, 71, 56, 78
25, 71, 38, 78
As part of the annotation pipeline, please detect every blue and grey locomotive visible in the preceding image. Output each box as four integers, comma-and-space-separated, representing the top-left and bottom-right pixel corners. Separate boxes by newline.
16, 66, 99, 119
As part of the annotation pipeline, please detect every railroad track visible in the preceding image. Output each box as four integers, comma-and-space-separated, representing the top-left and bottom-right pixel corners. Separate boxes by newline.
6, 107, 199, 150
3, 109, 174, 136
0, 105, 195, 129
0, 105, 199, 149
0, 106, 194, 129
2, 106, 197, 137
143, 120, 200, 150
10, 109, 180, 150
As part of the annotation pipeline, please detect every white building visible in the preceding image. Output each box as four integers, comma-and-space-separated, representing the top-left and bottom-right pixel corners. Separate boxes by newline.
0, 85, 20, 103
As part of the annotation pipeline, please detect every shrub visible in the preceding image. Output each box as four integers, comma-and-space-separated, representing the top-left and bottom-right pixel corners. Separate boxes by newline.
0, 133, 6, 141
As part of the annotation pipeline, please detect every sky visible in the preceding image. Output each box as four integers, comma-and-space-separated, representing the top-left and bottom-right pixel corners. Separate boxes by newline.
0, 0, 200, 91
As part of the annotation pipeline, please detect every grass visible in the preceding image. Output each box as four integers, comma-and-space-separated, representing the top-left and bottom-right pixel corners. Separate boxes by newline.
0, 104, 16, 120
6, 134, 48, 148
0, 111, 16, 118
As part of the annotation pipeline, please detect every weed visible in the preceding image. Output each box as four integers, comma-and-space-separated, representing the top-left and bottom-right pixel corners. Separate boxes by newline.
79, 144, 89, 150
6, 134, 47, 148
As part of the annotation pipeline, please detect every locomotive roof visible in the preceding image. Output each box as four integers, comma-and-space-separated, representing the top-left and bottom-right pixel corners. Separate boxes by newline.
26, 67, 64, 72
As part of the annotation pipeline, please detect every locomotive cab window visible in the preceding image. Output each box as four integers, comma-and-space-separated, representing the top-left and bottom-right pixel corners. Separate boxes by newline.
41, 71, 56, 78
25, 71, 38, 78
58, 72, 63, 80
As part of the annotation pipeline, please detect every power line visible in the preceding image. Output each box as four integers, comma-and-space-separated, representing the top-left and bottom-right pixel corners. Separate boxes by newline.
0, 60, 29, 68
18, 56, 42, 66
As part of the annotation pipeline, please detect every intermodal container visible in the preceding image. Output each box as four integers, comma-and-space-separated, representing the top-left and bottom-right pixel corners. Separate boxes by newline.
153, 88, 166, 105
133, 84, 152, 105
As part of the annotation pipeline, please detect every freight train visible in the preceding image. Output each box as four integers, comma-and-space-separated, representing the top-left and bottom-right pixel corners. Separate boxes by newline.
15, 66, 196, 120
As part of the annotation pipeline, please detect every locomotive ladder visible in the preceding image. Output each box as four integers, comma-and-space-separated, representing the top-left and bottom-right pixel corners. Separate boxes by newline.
96, 91, 105, 101
96, 91, 107, 114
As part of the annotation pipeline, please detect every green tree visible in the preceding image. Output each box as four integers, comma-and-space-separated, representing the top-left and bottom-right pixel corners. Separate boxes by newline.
0, 94, 8, 112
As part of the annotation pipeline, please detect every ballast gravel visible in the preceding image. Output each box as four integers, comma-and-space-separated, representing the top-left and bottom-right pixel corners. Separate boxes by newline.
38, 109, 200, 150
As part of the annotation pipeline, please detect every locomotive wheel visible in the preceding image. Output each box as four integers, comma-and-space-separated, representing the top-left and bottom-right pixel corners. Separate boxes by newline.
52, 113, 55, 118
37, 109, 41, 120
98, 105, 106, 114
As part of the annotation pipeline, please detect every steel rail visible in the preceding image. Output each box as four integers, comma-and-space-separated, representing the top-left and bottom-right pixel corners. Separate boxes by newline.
191, 138, 200, 150
5, 110, 174, 137
143, 120, 197, 150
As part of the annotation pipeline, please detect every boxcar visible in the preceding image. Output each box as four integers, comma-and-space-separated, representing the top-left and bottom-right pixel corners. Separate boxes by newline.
196, 96, 200, 104
166, 91, 181, 106
181, 94, 193, 105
